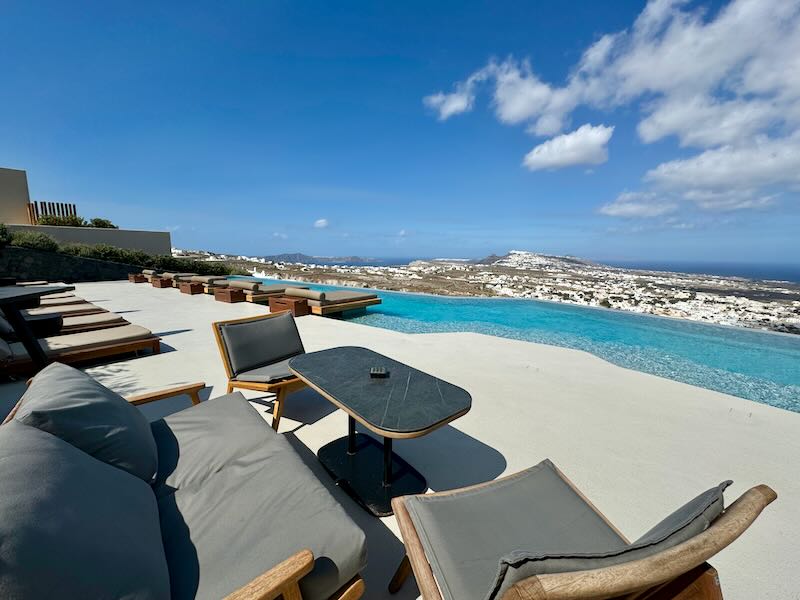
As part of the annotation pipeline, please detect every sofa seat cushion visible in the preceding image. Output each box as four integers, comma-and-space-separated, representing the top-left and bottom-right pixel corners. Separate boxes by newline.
189, 275, 228, 284
321, 290, 378, 305
14, 362, 159, 482
233, 358, 295, 383
0, 420, 170, 599
152, 394, 367, 600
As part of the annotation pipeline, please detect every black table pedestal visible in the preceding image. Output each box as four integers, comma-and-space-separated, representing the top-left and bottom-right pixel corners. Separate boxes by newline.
318, 419, 427, 517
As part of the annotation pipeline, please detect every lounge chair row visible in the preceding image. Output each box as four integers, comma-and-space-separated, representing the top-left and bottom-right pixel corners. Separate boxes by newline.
0, 289, 160, 375
133, 269, 382, 315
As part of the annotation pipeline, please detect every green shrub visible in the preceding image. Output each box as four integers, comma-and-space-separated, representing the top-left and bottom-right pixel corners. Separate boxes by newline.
58, 242, 245, 275
10, 231, 60, 252
0, 224, 10, 248
37, 214, 88, 227
88, 217, 118, 229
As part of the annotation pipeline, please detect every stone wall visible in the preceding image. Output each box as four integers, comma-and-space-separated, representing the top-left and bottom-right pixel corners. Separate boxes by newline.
0, 246, 139, 282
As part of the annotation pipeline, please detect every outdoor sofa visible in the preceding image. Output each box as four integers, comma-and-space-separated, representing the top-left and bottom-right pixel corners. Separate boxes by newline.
0, 362, 367, 599
284, 287, 381, 316
389, 459, 776, 600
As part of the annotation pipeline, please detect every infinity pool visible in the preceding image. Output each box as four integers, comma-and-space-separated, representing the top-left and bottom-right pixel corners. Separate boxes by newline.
251, 278, 800, 412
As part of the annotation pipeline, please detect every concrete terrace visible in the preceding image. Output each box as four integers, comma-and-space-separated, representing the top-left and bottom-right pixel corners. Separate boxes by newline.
2, 280, 798, 599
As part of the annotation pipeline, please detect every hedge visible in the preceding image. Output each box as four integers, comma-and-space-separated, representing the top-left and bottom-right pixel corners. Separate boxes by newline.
1, 227, 245, 276
36, 215, 118, 228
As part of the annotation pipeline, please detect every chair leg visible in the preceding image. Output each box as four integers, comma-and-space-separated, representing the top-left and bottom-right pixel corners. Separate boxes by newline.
226, 382, 234, 394
388, 555, 412, 593
272, 386, 288, 431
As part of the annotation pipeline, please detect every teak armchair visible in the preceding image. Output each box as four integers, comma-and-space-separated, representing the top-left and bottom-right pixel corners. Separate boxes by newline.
389, 460, 776, 600
212, 312, 307, 431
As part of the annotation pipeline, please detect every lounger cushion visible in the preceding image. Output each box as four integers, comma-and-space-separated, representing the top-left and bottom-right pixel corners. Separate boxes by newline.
24, 302, 106, 316
172, 273, 197, 282
234, 357, 295, 383
8, 324, 155, 360
189, 275, 228, 284
217, 313, 304, 376
406, 459, 629, 600
321, 290, 377, 305
14, 362, 159, 483
37, 296, 86, 306
152, 394, 367, 600
142, 269, 158, 275
0, 420, 171, 599
285, 287, 325, 301
60, 312, 127, 331
226, 279, 260, 291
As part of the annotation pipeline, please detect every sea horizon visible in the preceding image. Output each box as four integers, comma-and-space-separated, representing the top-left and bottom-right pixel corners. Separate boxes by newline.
263, 253, 800, 284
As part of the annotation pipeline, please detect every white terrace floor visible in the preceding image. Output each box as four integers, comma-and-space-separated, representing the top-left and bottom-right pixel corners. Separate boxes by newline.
2, 280, 799, 600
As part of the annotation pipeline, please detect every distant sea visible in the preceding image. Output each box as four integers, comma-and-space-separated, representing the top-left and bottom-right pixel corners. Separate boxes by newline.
604, 261, 800, 284
294, 256, 800, 284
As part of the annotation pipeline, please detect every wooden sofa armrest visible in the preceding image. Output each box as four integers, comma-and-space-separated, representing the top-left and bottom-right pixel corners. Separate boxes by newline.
125, 382, 206, 406
224, 549, 314, 600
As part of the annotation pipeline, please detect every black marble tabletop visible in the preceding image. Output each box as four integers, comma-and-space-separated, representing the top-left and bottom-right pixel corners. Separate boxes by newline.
289, 346, 472, 436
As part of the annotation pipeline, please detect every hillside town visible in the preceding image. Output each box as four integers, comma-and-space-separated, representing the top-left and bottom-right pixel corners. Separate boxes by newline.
173, 248, 800, 334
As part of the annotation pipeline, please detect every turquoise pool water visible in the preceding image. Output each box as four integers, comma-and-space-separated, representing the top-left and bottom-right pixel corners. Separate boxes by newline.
249, 278, 800, 412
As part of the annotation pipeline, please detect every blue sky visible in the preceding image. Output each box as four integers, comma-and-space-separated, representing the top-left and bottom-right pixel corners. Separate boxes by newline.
2, 0, 799, 263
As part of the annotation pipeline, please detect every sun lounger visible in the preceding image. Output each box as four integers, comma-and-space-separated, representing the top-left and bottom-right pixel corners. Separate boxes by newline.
216, 280, 305, 304
141, 268, 161, 282
0, 324, 160, 374
24, 302, 107, 317
36, 295, 87, 307
212, 312, 307, 430
389, 459, 776, 600
152, 272, 196, 288
1, 312, 128, 340
284, 287, 381, 316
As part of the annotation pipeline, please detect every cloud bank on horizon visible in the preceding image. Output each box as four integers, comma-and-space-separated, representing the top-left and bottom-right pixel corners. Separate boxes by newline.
424, 0, 800, 222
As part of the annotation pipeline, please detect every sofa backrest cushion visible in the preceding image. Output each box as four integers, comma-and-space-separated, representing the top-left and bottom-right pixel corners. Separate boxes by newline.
227, 279, 260, 291
218, 313, 304, 376
0, 338, 12, 365
490, 480, 731, 599
0, 420, 171, 599
285, 287, 325, 301
0, 315, 14, 337
14, 362, 159, 483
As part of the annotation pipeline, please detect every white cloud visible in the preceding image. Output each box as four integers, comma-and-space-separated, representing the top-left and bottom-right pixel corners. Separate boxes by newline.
272, 232, 288, 239
523, 124, 614, 171
425, 0, 800, 217
313, 218, 329, 229
398, 229, 407, 236
599, 192, 678, 217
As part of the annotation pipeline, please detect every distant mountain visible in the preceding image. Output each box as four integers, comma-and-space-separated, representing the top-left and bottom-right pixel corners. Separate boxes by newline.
259, 252, 380, 264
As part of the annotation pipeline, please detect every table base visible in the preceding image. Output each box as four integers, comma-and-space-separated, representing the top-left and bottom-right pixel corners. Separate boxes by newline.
317, 433, 427, 517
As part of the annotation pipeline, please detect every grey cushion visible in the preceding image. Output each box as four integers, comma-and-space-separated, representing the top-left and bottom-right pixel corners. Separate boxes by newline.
142, 269, 158, 275
0, 420, 170, 599
407, 459, 731, 600
406, 460, 628, 600
0, 314, 13, 336
151, 394, 367, 600
190, 275, 228, 284
0, 338, 11, 364
285, 287, 325, 301
15, 362, 159, 483
491, 477, 730, 599
234, 357, 295, 383
218, 312, 304, 376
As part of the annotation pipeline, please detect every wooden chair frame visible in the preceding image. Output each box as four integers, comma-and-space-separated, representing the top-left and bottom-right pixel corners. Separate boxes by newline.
212, 312, 307, 431
389, 467, 777, 600
2, 381, 364, 599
